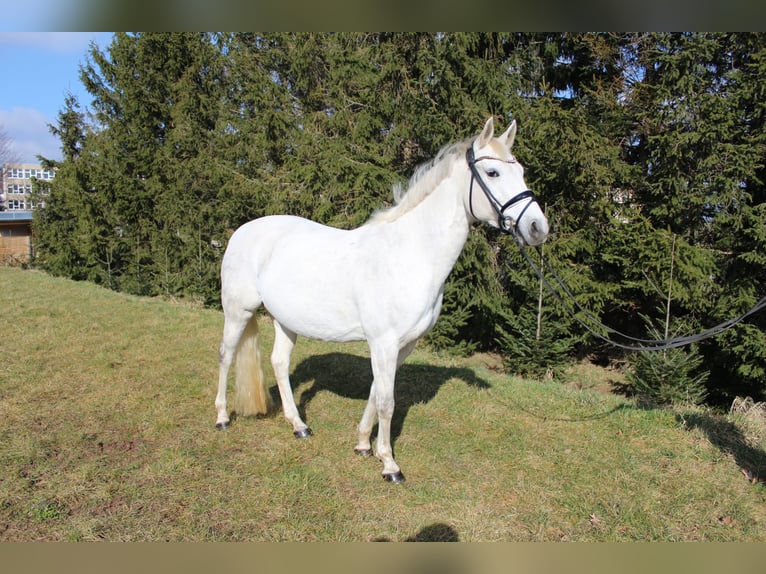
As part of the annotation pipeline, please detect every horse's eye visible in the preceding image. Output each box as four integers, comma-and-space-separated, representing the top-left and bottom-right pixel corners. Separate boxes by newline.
487, 169, 499, 178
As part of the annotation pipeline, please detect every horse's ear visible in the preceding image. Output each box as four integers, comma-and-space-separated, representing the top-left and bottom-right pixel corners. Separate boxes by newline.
500, 120, 517, 150
477, 116, 495, 148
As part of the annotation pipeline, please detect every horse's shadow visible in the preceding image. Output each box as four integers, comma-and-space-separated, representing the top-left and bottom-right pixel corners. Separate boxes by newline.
277, 352, 490, 444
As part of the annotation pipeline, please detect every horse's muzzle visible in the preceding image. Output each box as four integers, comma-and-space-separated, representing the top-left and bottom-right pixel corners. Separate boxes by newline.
522, 217, 549, 246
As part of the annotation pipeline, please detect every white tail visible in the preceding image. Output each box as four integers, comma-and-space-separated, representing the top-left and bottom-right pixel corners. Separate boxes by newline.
234, 317, 273, 415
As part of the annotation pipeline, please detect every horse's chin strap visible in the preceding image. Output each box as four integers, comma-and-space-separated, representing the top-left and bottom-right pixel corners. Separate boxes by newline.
466, 145, 537, 244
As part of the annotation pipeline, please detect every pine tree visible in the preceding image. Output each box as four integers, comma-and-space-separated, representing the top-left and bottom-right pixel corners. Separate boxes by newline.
33, 33, 766, 400
626, 33, 766, 402
73, 33, 227, 298
34, 94, 91, 279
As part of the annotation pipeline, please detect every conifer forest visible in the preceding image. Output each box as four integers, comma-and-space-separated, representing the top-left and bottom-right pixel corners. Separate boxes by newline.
31, 33, 766, 405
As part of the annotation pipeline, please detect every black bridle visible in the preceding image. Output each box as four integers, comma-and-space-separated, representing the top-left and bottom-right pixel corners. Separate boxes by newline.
466, 145, 538, 241
464, 144, 766, 351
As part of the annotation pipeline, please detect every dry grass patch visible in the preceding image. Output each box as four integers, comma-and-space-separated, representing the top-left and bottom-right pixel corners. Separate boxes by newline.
1, 267, 765, 541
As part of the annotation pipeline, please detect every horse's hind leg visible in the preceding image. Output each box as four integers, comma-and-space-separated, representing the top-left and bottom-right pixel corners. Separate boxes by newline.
271, 320, 312, 438
354, 381, 378, 458
215, 309, 253, 428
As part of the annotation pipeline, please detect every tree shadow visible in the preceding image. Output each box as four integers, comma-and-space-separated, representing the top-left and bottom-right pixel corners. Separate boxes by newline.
373, 522, 461, 542
372, 524, 466, 574
678, 411, 766, 484
404, 522, 460, 542
282, 352, 490, 444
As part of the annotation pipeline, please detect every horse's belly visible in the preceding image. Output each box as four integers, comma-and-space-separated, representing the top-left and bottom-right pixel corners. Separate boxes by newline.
262, 290, 366, 342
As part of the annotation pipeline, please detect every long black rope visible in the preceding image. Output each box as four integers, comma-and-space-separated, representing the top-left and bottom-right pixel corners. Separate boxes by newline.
461, 145, 765, 351
516, 243, 766, 352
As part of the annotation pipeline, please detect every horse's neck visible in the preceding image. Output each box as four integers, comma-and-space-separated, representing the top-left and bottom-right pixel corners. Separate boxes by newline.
396, 174, 471, 280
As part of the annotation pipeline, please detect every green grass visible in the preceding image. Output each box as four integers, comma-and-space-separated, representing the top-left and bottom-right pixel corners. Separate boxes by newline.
1, 267, 765, 541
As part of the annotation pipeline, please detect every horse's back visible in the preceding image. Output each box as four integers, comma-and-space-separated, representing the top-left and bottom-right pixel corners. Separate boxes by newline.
224, 214, 344, 269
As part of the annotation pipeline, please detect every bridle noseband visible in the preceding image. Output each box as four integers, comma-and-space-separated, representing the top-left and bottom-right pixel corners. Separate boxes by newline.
466, 145, 538, 241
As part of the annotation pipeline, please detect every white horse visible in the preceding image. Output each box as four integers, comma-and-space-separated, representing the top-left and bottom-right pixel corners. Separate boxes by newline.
215, 117, 549, 482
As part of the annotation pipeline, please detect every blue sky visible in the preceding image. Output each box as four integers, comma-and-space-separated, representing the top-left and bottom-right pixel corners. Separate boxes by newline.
0, 32, 114, 164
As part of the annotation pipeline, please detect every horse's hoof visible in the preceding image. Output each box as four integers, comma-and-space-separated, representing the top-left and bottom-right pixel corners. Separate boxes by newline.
293, 427, 313, 439
215, 422, 229, 430
354, 447, 374, 457
383, 471, 406, 484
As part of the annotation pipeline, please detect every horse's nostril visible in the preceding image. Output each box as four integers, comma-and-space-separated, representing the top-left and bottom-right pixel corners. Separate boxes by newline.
527, 219, 549, 245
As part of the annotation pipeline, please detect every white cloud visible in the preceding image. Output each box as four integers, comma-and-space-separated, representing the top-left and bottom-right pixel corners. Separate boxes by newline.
0, 107, 61, 164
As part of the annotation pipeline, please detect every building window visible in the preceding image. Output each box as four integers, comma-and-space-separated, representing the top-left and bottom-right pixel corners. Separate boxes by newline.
1, 163, 56, 209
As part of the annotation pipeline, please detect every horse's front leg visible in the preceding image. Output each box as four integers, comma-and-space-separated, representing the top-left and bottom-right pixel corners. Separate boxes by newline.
363, 339, 406, 482
356, 340, 416, 478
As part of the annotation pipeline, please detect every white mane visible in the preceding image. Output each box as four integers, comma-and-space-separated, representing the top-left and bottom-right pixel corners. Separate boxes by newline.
366, 137, 472, 225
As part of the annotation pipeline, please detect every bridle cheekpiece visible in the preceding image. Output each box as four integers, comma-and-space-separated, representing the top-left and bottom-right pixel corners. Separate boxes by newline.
466, 144, 537, 242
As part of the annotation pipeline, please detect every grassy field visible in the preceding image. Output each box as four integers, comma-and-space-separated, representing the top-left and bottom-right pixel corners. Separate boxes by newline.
1, 266, 764, 541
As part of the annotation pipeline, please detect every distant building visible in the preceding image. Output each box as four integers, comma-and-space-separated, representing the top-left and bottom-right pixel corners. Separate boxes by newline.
0, 163, 55, 264
1, 162, 55, 212
0, 210, 34, 263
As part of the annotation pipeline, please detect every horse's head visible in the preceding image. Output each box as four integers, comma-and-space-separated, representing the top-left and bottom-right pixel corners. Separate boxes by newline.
466, 117, 549, 246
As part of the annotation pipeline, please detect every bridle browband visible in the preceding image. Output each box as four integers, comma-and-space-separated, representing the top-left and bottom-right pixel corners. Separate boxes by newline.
466, 144, 538, 241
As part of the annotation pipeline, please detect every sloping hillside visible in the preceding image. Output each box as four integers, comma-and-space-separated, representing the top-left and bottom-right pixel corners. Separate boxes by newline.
1, 267, 764, 541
